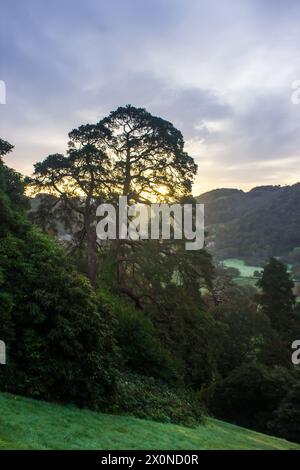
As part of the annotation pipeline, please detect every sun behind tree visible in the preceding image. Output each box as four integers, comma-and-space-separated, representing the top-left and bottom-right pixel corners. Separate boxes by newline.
30, 105, 198, 285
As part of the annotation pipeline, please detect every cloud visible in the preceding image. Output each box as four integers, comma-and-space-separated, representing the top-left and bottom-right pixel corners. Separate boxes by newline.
1, 0, 300, 192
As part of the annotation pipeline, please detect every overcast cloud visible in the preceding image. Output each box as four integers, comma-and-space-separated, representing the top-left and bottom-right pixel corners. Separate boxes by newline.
1, 0, 300, 193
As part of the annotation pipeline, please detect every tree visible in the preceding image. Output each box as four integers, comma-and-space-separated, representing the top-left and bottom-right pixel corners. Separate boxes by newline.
269, 381, 300, 443
30, 123, 112, 285
100, 105, 199, 296
146, 282, 223, 389
0, 139, 29, 237
0, 138, 13, 158
211, 289, 288, 374
210, 363, 294, 431
102, 104, 197, 202
257, 258, 295, 332
30, 105, 198, 288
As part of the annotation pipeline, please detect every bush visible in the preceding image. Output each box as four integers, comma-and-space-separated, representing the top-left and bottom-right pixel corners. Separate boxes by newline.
114, 373, 204, 427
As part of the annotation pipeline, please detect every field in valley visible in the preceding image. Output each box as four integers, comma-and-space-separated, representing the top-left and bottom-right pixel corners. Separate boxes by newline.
223, 258, 261, 288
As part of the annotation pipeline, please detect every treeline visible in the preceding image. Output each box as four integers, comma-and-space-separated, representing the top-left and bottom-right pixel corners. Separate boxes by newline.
1, 106, 300, 443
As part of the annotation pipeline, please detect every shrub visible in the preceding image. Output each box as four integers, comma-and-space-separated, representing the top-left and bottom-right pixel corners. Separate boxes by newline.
114, 373, 204, 427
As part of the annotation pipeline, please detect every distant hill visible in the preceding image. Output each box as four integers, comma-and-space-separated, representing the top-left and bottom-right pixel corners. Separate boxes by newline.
197, 183, 300, 264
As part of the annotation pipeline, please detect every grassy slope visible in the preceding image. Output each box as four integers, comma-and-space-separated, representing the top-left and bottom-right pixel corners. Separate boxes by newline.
0, 393, 299, 450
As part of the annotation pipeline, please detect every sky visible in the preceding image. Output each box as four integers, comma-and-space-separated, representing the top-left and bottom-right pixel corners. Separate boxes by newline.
1, 0, 300, 195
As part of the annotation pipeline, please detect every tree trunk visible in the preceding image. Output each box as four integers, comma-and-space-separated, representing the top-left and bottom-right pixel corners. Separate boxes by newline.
123, 134, 131, 196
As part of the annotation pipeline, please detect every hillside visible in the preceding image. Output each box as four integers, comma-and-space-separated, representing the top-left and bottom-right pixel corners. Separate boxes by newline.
0, 393, 299, 450
197, 184, 300, 264
32, 183, 300, 266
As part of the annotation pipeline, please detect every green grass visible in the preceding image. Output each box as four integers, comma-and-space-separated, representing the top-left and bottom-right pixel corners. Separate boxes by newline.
0, 393, 299, 450
223, 258, 295, 290
223, 258, 262, 277
222, 258, 261, 289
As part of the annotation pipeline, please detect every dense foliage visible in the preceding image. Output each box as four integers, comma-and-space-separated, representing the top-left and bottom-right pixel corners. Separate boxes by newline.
2, 110, 300, 442
115, 373, 203, 427
0, 136, 205, 425
207, 258, 300, 441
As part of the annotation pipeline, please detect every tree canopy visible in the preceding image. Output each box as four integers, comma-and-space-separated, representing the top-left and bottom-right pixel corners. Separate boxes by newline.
30, 105, 198, 286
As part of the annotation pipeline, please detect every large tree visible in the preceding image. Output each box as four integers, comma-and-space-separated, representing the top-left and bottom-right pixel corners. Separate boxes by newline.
30, 105, 198, 287
100, 105, 199, 294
